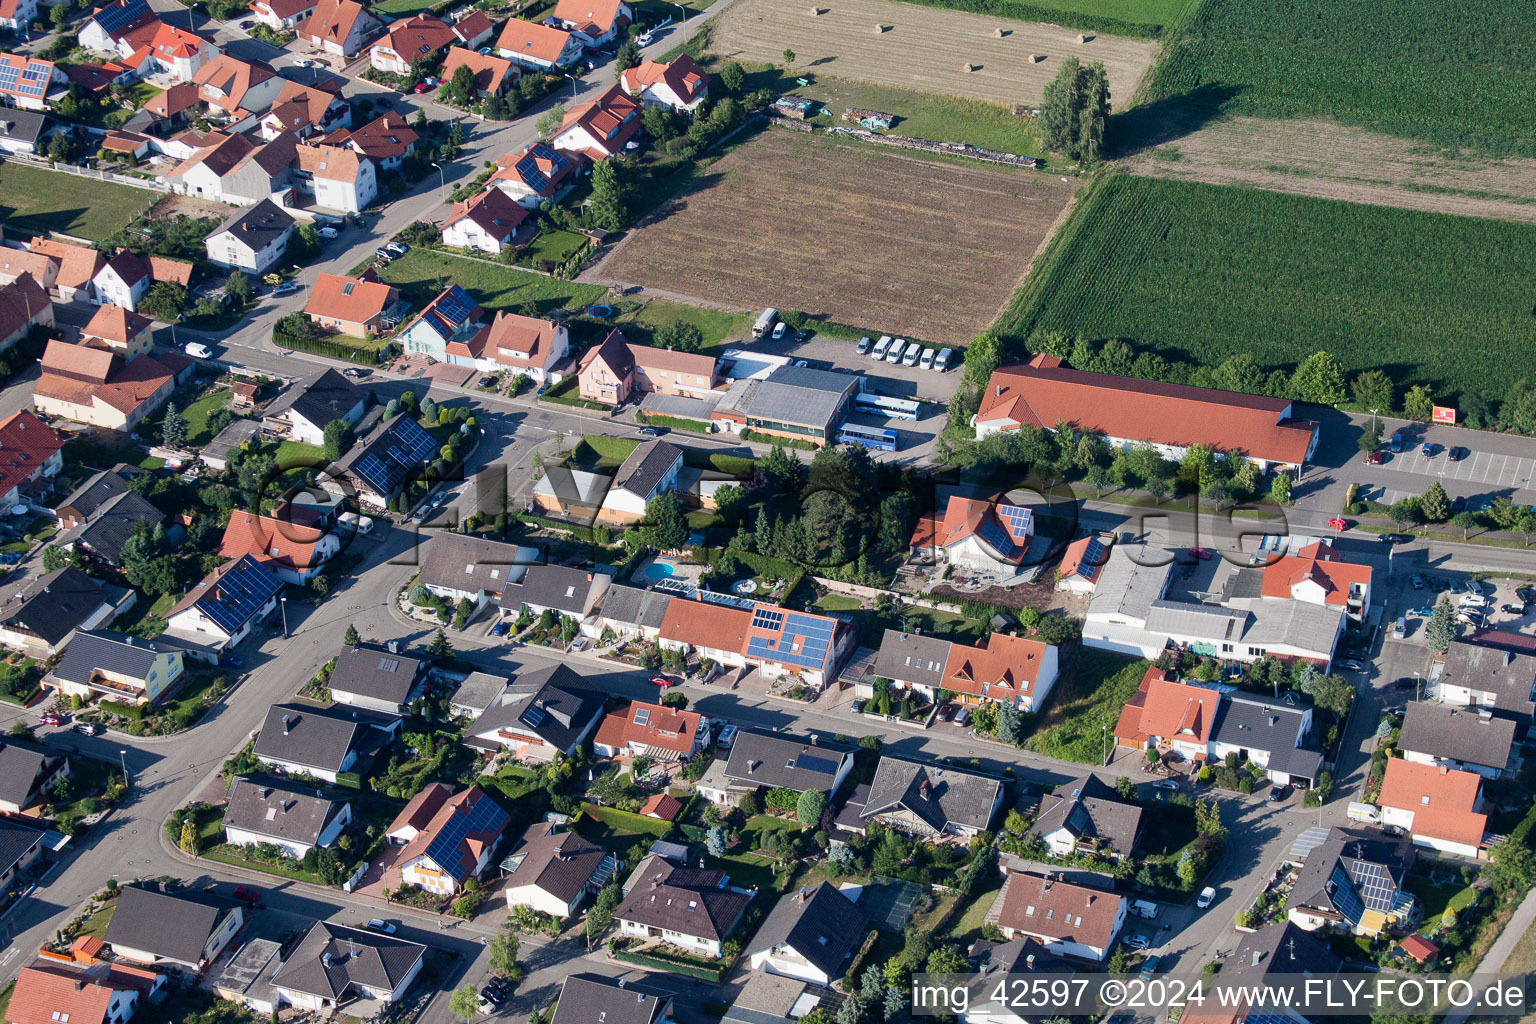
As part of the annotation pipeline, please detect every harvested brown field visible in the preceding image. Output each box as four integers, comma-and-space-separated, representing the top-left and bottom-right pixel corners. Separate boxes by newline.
593, 129, 1077, 344
709, 0, 1155, 107
148, 193, 236, 221
1122, 117, 1536, 225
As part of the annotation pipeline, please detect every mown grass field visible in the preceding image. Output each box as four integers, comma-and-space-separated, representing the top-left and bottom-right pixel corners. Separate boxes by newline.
799, 76, 1044, 154
373, 249, 605, 315
1003, 174, 1536, 404
1148, 0, 1536, 155
0, 162, 155, 240
1023, 647, 1147, 763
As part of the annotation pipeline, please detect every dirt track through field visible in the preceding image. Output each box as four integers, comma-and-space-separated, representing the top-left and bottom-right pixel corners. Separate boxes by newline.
593, 129, 1077, 344
1121, 117, 1536, 224
710, 0, 1155, 107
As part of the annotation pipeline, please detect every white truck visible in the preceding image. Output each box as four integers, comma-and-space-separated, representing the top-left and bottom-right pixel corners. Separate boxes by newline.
752, 307, 778, 339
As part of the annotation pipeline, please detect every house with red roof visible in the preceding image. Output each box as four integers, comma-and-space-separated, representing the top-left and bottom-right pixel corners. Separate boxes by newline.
0, 0, 39, 32
323, 112, 418, 169
659, 597, 849, 689
593, 699, 708, 761
1113, 667, 1220, 762
193, 54, 283, 116
295, 141, 375, 213
92, 249, 191, 313
620, 54, 707, 112
994, 871, 1127, 962
489, 142, 579, 207
908, 494, 1033, 576
495, 18, 582, 70
27, 237, 104, 303
870, 627, 1059, 712
550, 84, 640, 160
259, 79, 351, 140
1260, 540, 1371, 621
1056, 534, 1109, 594
481, 310, 568, 381
441, 187, 528, 255
396, 785, 510, 895
0, 412, 63, 508
32, 341, 178, 432
975, 353, 1319, 473
304, 272, 398, 337
297, 0, 381, 56
0, 54, 65, 110
7, 962, 165, 1024
0, 249, 57, 293
370, 13, 457, 75
219, 510, 339, 586
439, 46, 519, 101
1377, 759, 1487, 859
550, 0, 630, 45
576, 329, 718, 405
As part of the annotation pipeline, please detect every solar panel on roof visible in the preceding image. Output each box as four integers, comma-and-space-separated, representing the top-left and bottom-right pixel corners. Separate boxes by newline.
422, 793, 508, 878
998, 504, 1033, 537
0, 65, 17, 92
92, 0, 149, 35
352, 417, 439, 495
751, 608, 784, 630
19, 64, 48, 97
633, 708, 650, 726
521, 705, 547, 727
977, 517, 1013, 554
196, 556, 282, 635
795, 753, 838, 775
1075, 538, 1105, 578
434, 286, 474, 327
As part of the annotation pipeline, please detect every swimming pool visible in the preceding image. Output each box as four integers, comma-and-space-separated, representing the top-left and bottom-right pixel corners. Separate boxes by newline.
643, 562, 675, 581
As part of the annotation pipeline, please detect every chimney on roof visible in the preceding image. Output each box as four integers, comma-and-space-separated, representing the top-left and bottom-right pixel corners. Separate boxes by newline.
282, 714, 291, 734
1440, 765, 1448, 774
1025, 953, 1035, 970
387, 640, 399, 653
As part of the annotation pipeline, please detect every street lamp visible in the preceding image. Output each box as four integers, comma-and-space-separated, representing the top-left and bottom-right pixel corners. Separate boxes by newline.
279, 593, 289, 637
119, 749, 128, 790
1414, 670, 1422, 702
430, 161, 445, 191
1370, 408, 1379, 436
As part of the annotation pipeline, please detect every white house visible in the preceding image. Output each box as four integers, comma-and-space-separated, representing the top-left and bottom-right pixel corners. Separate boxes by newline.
0, 0, 40, 32
417, 533, 537, 608
993, 871, 1126, 962
594, 439, 680, 524
550, 85, 641, 161
481, 309, 568, 381
441, 187, 527, 255
501, 821, 615, 918
271, 923, 425, 1012
261, 367, 364, 446
620, 54, 708, 112
252, 702, 402, 784
745, 882, 867, 986
296, 142, 376, 214
1398, 701, 1516, 780
204, 200, 295, 274
248, 0, 319, 30
396, 785, 509, 895
104, 883, 245, 972
1377, 758, 1488, 859
614, 857, 751, 958
495, 18, 582, 69
222, 777, 353, 858
163, 555, 282, 653
550, 0, 629, 45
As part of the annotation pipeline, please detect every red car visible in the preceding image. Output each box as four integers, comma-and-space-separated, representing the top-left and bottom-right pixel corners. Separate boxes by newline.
232, 886, 260, 905
650, 675, 676, 687
412, 82, 430, 93
1363, 450, 1384, 465
39, 713, 61, 725
1189, 547, 1212, 560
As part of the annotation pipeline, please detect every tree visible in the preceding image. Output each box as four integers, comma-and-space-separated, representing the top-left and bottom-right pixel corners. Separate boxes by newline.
161, 401, 187, 448
995, 701, 1020, 744
1402, 384, 1434, 422
926, 945, 967, 975
614, 39, 640, 78
1289, 350, 1347, 405
1038, 57, 1111, 162
449, 984, 480, 1021
225, 270, 251, 304
1308, 674, 1354, 716
588, 158, 630, 230
739, 790, 763, 816
782, 48, 796, 64
1270, 471, 1291, 505
1350, 369, 1394, 413
1115, 775, 1135, 800
659, 691, 687, 709
1451, 510, 1480, 540
488, 931, 520, 976
179, 818, 199, 853
429, 628, 453, 659
294, 222, 321, 260
1387, 498, 1420, 527
641, 493, 688, 551
444, 63, 477, 106
1357, 418, 1383, 454
720, 60, 746, 94
50, 3, 70, 29
140, 281, 187, 321
796, 787, 826, 825
322, 419, 353, 462
704, 826, 727, 857
343, 623, 360, 645
1425, 594, 1457, 653
535, 103, 566, 136
586, 882, 622, 947
1419, 480, 1450, 522
654, 321, 703, 352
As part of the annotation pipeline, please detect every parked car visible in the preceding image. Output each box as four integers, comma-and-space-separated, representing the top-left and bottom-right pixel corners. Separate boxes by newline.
772, 321, 788, 340
650, 674, 677, 687
638, 426, 664, 436
239, 18, 254, 27
1152, 780, 1178, 791
1410, 575, 1425, 589
38, 713, 61, 725
478, 45, 493, 54
375, 248, 394, 261
477, 375, 497, 388
272, 282, 301, 296
850, 699, 866, 715
1363, 449, 1384, 465
1139, 955, 1163, 979
1449, 446, 1467, 462
293, 58, 317, 67
1269, 785, 1291, 802
1410, 606, 1435, 617
1451, 495, 1466, 514
716, 724, 738, 747
490, 622, 509, 637
232, 886, 261, 905
1421, 442, 1436, 457
1197, 886, 1217, 909
1337, 659, 1366, 672
1390, 430, 1405, 453
365, 919, 396, 934
937, 704, 956, 722
1124, 935, 1150, 951
412, 82, 431, 93
797, 328, 813, 342
856, 337, 871, 354
1502, 603, 1524, 614
343, 367, 367, 378
318, 226, 339, 241
954, 706, 970, 726
386, 242, 409, 256
74, 723, 102, 736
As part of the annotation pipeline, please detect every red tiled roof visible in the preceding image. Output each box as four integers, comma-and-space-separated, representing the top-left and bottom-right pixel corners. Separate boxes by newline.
1378, 759, 1487, 851
28, 237, 104, 290
939, 632, 1050, 700
620, 54, 706, 104
0, 412, 63, 497
552, 0, 625, 34
639, 793, 682, 820
149, 256, 193, 287
996, 872, 1122, 949
193, 54, 276, 110
299, 0, 369, 46
1400, 933, 1438, 962
304, 272, 396, 325
593, 699, 701, 757
1138, 676, 1220, 746
495, 19, 572, 65
976, 353, 1317, 466
81, 303, 152, 347
0, 272, 48, 344
659, 597, 750, 653
401, 785, 507, 880
386, 781, 451, 836
920, 495, 1032, 562
556, 84, 639, 157
296, 141, 363, 183
324, 113, 418, 161
250, 0, 317, 19
483, 309, 558, 370
439, 46, 517, 96
451, 10, 492, 41
220, 511, 330, 572
489, 142, 578, 199
1259, 541, 1371, 607
443, 188, 527, 244
375, 14, 455, 61
0, 54, 58, 102
1057, 535, 1105, 585
7, 966, 116, 1024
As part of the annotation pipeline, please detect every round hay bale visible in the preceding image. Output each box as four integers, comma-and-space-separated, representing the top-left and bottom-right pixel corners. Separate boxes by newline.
1029, 52, 1044, 62
873, 22, 888, 31
1076, 32, 1094, 42
992, 26, 1008, 36
962, 62, 976, 72
809, 6, 822, 13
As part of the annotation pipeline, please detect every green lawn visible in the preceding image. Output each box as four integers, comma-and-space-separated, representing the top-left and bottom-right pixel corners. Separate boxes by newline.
1003, 174, 1536, 407
53, 756, 113, 834
615, 298, 751, 354
1406, 869, 1477, 935
811, 594, 863, 612
75, 899, 117, 942
0, 162, 155, 240
1023, 648, 1148, 763
568, 435, 639, 472
117, 592, 175, 639
270, 441, 326, 469
1149, 0, 1536, 154
949, 881, 1002, 944
522, 229, 591, 268
204, 847, 326, 885
179, 388, 229, 447
124, 81, 162, 106
375, 249, 605, 316
801, 76, 1043, 155
371, 0, 442, 15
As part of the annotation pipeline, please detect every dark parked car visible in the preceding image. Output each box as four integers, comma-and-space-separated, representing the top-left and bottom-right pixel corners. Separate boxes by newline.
1269, 786, 1290, 802
1449, 446, 1467, 462
937, 704, 956, 722
1421, 442, 1436, 457
638, 426, 664, 436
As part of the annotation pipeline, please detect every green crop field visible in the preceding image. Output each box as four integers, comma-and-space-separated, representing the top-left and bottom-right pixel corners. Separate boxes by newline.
0, 162, 155, 240
1003, 175, 1536, 404
1148, 0, 1536, 155
896, 0, 1193, 38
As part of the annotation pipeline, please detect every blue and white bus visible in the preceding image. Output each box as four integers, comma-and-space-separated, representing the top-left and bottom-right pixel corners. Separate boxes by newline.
854, 392, 921, 421
837, 423, 899, 451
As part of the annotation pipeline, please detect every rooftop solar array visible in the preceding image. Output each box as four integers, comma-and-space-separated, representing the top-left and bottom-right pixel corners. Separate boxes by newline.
633, 707, 651, 726
1346, 859, 1397, 912
520, 705, 546, 728
1326, 864, 1364, 926
1072, 538, 1106, 579
425, 285, 476, 338
195, 555, 283, 635
91, 0, 150, 36
353, 416, 438, 496
747, 610, 835, 671
0, 58, 52, 98
515, 146, 568, 192
795, 753, 839, 774
422, 793, 508, 879
998, 504, 1033, 541
977, 516, 1015, 555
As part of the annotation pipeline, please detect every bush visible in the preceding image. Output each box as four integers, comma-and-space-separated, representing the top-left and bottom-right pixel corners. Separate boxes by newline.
100, 700, 144, 719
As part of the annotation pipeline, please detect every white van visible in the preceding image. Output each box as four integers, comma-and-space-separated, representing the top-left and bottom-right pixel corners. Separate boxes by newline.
872, 336, 892, 360
902, 345, 921, 367
919, 347, 936, 369
856, 337, 871, 355
184, 342, 212, 359
1131, 899, 1160, 920
885, 339, 906, 364
339, 511, 375, 535
1392, 616, 1407, 639
934, 347, 953, 372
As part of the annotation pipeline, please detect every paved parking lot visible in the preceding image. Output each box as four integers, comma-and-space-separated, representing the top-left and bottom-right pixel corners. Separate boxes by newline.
1375, 445, 1536, 493
747, 333, 963, 406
